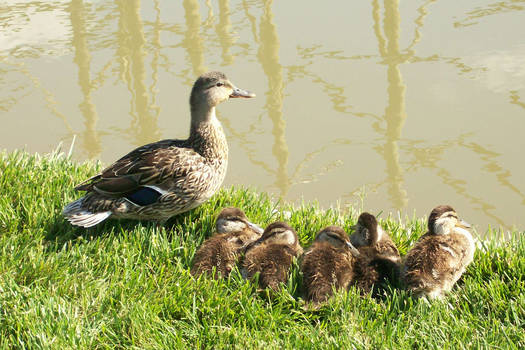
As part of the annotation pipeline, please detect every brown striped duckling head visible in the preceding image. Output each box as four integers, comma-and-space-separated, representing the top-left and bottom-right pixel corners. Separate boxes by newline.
190, 71, 255, 113
315, 226, 360, 257
428, 205, 471, 235
350, 212, 384, 248
216, 207, 263, 235
215, 207, 263, 246
245, 221, 302, 254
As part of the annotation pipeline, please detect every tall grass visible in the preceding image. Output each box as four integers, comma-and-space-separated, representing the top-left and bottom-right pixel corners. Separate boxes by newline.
0, 150, 523, 349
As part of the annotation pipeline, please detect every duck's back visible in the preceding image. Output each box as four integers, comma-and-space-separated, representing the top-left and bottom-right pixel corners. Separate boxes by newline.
351, 233, 401, 294
191, 234, 237, 278
301, 243, 354, 303
242, 244, 298, 291
403, 232, 473, 297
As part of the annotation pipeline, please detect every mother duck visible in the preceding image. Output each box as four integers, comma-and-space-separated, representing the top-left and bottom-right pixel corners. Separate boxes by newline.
63, 71, 255, 227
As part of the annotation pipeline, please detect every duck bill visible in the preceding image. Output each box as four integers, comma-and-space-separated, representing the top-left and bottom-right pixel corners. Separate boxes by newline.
247, 222, 264, 235
230, 87, 255, 98
346, 241, 360, 257
456, 219, 471, 229
242, 235, 264, 253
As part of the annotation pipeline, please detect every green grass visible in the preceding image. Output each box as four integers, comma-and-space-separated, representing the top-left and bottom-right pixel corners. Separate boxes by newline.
0, 149, 523, 349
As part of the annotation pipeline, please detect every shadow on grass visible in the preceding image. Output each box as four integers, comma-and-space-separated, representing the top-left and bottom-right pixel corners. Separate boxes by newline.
42, 209, 200, 254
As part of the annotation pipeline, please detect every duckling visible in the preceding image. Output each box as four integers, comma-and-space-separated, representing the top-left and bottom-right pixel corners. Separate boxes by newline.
191, 207, 263, 278
300, 226, 360, 304
350, 212, 401, 294
63, 71, 255, 227
402, 205, 475, 299
240, 222, 303, 291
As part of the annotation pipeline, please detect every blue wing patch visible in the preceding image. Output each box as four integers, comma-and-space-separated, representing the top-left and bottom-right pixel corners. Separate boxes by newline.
125, 187, 162, 206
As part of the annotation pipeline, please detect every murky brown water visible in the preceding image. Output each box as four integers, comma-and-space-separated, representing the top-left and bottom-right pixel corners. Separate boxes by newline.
2, 0, 525, 232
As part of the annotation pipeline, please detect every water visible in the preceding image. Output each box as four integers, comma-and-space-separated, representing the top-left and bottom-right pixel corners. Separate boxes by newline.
2, 0, 525, 232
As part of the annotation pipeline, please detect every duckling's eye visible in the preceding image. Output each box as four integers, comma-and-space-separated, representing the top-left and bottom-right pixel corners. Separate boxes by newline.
216, 82, 224, 87
327, 234, 339, 240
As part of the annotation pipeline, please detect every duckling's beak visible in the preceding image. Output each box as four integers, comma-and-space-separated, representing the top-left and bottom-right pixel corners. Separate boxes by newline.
230, 86, 255, 98
456, 219, 471, 229
349, 225, 357, 231
242, 235, 265, 253
346, 241, 360, 257
248, 222, 264, 235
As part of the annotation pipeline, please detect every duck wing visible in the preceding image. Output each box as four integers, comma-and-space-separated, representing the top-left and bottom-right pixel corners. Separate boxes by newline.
403, 235, 463, 285
74, 140, 204, 196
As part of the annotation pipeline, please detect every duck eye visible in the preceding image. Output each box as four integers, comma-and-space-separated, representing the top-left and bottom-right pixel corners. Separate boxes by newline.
216, 82, 224, 87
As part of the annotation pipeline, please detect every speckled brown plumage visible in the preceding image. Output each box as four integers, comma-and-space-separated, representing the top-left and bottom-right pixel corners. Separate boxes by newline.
240, 222, 303, 291
403, 205, 475, 299
353, 247, 401, 295
300, 226, 359, 304
350, 212, 401, 295
191, 208, 262, 278
63, 72, 255, 227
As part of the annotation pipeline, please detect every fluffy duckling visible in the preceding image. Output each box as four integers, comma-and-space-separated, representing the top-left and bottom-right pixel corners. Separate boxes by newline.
403, 205, 475, 299
350, 212, 401, 294
191, 207, 263, 278
63, 71, 255, 227
241, 222, 303, 291
300, 226, 360, 304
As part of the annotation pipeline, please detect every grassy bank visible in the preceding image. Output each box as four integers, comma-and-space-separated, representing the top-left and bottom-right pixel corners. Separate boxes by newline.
0, 150, 523, 349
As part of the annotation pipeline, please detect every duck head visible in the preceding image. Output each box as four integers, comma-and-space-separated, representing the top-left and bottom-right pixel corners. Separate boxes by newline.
350, 212, 383, 247
215, 207, 263, 235
245, 221, 300, 251
190, 71, 255, 112
315, 226, 360, 257
428, 205, 471, 235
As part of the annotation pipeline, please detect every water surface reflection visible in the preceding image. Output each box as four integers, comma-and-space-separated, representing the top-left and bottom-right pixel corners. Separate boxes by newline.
1, 0, 524, 232
70, 0, 101, 159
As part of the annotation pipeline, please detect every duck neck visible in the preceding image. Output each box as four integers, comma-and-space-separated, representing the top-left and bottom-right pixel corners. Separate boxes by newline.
189, 105, 228, 159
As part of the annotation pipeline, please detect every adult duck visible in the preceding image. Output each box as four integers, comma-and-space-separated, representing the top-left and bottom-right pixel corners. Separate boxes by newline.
63, 71, 255, 227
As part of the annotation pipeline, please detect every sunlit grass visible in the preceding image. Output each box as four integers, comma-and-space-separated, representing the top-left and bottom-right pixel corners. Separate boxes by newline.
0, 150, 523, 349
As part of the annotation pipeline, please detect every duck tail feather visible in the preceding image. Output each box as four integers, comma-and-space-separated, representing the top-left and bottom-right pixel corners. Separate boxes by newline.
63, 197, 112, 228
